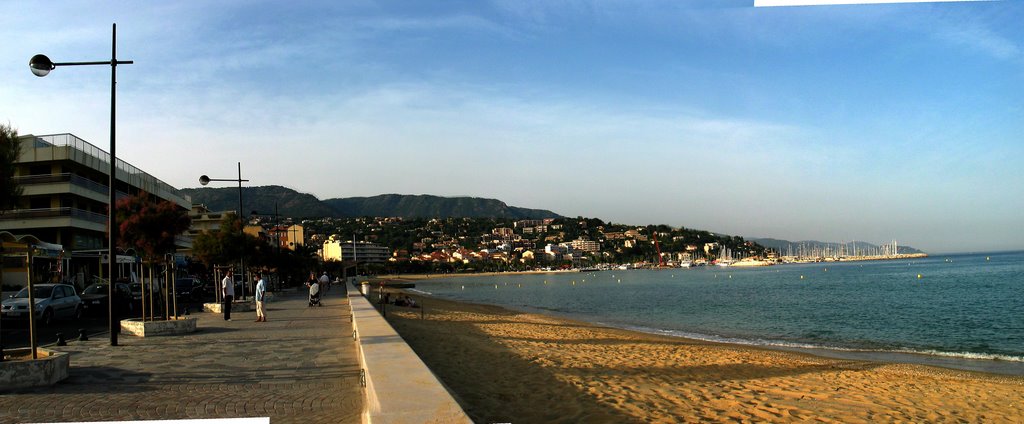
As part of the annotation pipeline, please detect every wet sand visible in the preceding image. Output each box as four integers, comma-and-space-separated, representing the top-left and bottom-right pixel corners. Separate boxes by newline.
381, 291, 1024, 423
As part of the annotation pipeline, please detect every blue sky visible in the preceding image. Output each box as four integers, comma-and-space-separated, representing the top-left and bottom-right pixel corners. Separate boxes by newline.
2, 0, 1021, 253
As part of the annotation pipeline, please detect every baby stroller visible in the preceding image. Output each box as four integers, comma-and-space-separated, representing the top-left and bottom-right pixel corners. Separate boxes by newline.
308, 291, 321, 307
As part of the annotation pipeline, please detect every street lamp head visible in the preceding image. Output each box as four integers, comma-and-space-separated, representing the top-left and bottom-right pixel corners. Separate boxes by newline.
199, 175, 211, 186
29, 54, 55, 77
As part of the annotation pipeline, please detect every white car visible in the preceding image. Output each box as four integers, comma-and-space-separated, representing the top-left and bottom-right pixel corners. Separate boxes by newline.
1, 284, 84, 325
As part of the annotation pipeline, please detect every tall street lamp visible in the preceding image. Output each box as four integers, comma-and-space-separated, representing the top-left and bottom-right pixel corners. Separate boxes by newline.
199, 162, 249, 299
31, 23, 134, 347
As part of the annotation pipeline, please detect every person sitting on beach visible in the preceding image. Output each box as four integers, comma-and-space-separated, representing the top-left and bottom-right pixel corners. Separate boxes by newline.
404, 295, 417, 308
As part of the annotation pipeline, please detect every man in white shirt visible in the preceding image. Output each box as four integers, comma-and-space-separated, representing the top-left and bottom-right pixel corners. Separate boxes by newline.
221, 270, 235, 321
319, 272, 330, 292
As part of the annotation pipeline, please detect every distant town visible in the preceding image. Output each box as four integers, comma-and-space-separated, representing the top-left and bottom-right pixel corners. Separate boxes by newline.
293, 216, 927, 274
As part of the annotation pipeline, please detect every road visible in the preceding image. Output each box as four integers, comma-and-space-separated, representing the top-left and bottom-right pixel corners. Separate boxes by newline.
1, 297, 208, 350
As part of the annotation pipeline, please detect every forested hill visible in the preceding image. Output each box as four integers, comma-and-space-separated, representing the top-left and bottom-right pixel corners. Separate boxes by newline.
180, 186, 563, 219
323, 194, 562, 219
180, 186, 338, 218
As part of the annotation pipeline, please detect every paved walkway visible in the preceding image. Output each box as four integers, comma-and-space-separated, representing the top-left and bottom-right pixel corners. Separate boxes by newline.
0, 287, 363, 423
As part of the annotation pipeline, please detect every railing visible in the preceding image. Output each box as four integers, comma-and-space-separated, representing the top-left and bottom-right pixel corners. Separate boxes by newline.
14, 173, 110, 196
0, 207, 107, 225
29, 134, 191, 207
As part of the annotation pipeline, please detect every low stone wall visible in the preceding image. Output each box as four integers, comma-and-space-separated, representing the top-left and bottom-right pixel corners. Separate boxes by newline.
203, 300, 256, 314
121, 317, 197, 337
348, 285, 472, 423
0, 348, 70, 391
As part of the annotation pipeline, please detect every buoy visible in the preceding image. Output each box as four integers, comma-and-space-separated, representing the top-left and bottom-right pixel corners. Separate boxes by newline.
462, 285, 465, 290
917, 274, 922, 279
617, 279, 621, 283
824, 268, 827, 272
494, 284, 498, 289
800, 275, 805, 279
728, 275, 732, 279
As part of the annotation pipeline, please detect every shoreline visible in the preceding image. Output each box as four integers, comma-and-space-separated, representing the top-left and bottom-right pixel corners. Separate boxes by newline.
375, 273, 1024, 376
377, 286, 1024, 422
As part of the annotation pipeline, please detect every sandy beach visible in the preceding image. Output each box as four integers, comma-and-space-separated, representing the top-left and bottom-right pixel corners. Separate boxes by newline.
379, 286, 1024, 423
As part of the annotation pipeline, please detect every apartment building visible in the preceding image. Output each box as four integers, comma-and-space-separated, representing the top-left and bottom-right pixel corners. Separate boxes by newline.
322, 237, 390, 264
1, 133, 191, 274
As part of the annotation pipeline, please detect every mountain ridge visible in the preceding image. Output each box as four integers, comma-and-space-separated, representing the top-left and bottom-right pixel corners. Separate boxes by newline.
179, 186, 563, 220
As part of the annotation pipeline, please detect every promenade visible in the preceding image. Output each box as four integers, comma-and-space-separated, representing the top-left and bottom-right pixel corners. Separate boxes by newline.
0, 287, 363, 423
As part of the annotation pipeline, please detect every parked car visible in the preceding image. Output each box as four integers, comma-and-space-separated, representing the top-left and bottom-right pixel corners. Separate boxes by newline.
79, 281, 134, 317
1, 284, 83, 325
129, 281, 165, 305
173, 277, 205, 301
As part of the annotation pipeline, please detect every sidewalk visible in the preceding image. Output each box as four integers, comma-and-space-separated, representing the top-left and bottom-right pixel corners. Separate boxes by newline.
0, 287, 363, 424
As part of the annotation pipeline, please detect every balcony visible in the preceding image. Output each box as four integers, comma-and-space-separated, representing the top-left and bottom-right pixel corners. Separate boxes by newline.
0, 207, 108, 232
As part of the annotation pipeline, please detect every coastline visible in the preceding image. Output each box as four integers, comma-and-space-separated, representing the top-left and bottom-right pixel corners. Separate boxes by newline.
376, 276, 1023, 422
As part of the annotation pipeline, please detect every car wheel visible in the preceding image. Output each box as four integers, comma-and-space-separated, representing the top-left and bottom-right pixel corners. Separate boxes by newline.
41, 308, 54, 326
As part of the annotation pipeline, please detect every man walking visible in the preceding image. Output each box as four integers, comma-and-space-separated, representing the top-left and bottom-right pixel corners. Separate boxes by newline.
222, 270, 234, 321
319, 271, 331, 292
255, 274, 267, 322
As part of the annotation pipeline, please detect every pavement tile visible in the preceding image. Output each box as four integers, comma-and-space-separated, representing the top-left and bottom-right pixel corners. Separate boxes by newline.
0, 288, 363, 424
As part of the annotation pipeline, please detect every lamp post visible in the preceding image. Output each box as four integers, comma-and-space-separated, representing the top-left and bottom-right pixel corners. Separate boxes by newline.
199, 162, 249, 299
251, 204, 280, 289
31, 23, 134, 347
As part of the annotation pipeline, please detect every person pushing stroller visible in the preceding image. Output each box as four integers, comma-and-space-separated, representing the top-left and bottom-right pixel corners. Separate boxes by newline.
307, 273, 321, 307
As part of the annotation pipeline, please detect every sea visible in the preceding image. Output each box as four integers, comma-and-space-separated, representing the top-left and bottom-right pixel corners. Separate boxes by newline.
409, 251, 1024, 376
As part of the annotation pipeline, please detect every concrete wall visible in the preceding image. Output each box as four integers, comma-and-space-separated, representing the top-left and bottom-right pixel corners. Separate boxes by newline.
347, 285, 472, 424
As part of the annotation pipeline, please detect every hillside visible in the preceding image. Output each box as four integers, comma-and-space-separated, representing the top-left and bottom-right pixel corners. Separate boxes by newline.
323, 194, 562, 219
180, 186, 337, 218
180, 187, 563, 220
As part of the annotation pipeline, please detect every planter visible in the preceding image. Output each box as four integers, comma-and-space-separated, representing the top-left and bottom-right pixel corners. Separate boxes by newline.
0, 348, 70, 391
203, 300, 255, 314
120, 316, 197, 337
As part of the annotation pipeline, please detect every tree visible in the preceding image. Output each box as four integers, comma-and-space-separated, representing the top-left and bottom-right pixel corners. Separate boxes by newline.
193, 214, 247, 268
116, 193, 191, 320
116, 193, 192, 259
0, 123, 23, 212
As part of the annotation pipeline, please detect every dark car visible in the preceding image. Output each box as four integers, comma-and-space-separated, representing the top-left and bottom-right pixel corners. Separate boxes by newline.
79, 281, 134, 317
129, 282, 164, 307
173, 277, 205, 301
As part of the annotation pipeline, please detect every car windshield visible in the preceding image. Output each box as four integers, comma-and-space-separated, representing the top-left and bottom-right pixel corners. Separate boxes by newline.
83, 284, 108, 295
14, 286, 54, 299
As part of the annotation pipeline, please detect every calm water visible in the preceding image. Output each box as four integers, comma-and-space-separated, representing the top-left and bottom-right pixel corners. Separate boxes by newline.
412, 251, 1024, 375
